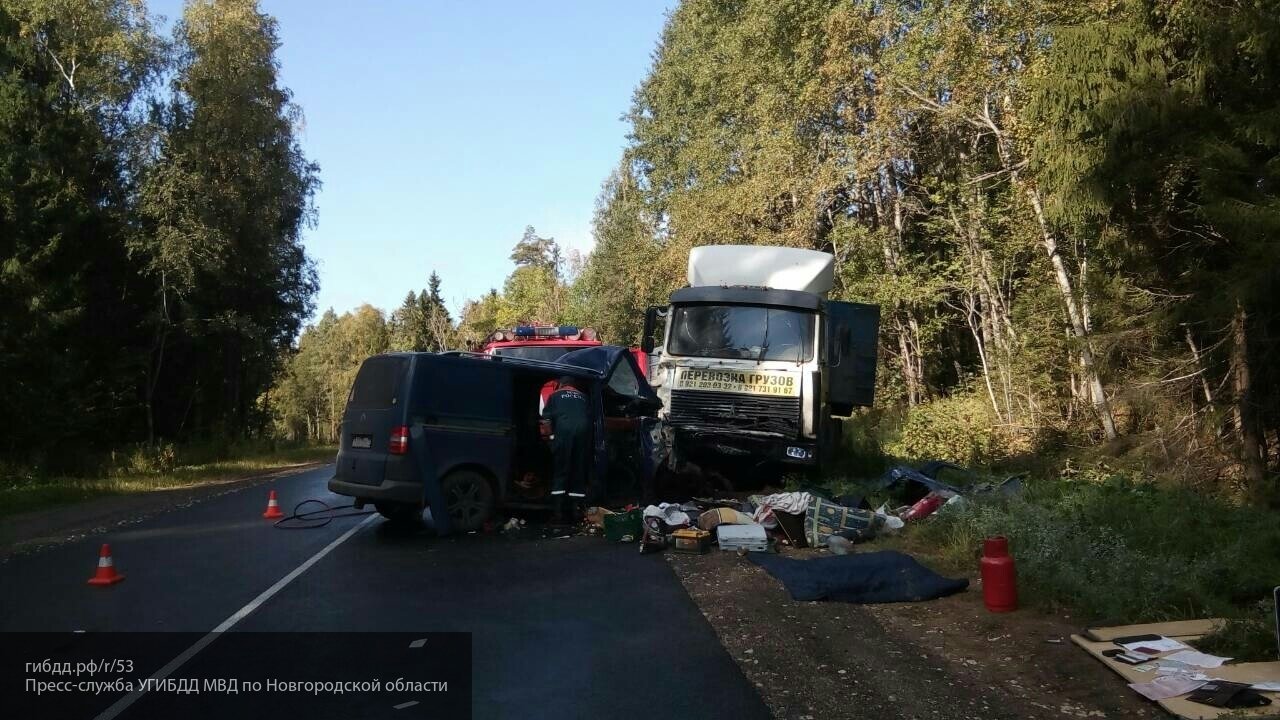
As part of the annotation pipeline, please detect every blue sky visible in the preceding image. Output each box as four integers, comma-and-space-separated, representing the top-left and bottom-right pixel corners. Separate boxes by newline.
147, 0, 672, 320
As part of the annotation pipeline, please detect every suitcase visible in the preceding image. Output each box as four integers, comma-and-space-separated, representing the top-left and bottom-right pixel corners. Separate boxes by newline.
716, 524, 769, 552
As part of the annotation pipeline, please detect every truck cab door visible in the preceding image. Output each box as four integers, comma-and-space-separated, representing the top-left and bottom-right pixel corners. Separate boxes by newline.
826, 301, 880, 417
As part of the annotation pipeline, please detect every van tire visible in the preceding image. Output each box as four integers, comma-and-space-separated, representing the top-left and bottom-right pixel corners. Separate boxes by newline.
440, 469, 494, 533
376, 502, 422, 525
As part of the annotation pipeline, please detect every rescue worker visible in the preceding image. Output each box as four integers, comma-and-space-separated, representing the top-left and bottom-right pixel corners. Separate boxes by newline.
541, 375, 591, 523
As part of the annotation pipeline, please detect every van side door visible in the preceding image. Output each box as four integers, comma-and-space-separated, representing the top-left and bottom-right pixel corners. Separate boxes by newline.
409, 356, 514, 500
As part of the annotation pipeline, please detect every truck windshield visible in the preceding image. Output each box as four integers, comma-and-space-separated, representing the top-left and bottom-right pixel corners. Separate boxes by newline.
669, 305, 815, 362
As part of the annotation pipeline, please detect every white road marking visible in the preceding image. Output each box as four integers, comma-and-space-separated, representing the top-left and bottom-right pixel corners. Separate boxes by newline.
93, 514, 378, 720
393, 700, 420, 710
408, 638, 427, 648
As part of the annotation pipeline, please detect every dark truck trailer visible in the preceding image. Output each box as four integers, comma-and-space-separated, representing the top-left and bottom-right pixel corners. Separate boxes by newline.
327, 346, 661, 534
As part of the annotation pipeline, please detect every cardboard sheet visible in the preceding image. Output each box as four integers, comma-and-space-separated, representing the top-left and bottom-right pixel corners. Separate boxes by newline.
1083, 618, 1226, 642
1072, 619, 1280, 720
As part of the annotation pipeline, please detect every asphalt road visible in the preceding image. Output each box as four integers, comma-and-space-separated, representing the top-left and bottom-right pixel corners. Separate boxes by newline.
1, 465, 771, 719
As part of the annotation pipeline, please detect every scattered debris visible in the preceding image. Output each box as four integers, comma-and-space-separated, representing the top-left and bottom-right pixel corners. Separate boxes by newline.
672, 528, 712, 554
900, 491, 950, 522
804, 496, 881, 547
750, 491, 812, 528
603, 509, 642, 543
1073, 619, 1280, 718
642, 503, 692, 528
698, 507, 754, 530
584, 506, 612, 528
826, 535, 854, 556
715, 523, 769, 552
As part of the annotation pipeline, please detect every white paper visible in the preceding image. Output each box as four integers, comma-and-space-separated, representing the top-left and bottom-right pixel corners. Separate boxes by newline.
1152, 659, 1202, 676
1252, 682, 1280, 692
1164, 650, 1231, 668
1128, 676, 1207, 701
1119, 637, 1189, 654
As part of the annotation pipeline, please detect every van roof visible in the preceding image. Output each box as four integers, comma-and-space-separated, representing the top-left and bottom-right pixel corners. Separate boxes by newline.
437, 351, 602, 378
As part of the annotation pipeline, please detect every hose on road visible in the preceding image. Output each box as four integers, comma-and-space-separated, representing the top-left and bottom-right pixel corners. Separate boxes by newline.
272, 498, 376, 529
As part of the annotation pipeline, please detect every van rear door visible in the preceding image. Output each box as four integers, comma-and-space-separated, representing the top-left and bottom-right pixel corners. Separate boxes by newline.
339, 355, 409, 486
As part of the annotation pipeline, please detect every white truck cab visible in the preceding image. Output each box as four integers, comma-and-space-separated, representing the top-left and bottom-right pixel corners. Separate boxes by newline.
642, 246, 879, 469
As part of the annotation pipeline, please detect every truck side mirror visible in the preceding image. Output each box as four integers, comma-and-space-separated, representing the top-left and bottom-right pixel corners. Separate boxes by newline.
641, 306, 664, 354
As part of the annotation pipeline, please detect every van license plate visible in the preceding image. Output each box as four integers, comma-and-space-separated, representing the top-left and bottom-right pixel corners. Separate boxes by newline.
785, 446, 810, 459
350, 435, 372, 449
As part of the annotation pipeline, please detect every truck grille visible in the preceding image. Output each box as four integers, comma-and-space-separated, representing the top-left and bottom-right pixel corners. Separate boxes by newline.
669, 390, 800, 436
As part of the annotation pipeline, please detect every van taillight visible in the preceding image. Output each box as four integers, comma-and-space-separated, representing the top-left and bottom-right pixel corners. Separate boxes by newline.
389, 425, 410, 455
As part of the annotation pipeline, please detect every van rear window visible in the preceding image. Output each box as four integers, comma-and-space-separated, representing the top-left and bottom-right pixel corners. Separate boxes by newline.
348, 356, 407, 410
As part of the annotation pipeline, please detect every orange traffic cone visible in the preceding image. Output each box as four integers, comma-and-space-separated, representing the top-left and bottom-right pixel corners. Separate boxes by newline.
262, 490, 284, 519
87, 544, 125, 586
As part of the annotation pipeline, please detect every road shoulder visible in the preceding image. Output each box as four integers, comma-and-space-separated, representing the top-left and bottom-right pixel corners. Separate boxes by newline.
667, 547, 1162, 720
0, 462, 330, 559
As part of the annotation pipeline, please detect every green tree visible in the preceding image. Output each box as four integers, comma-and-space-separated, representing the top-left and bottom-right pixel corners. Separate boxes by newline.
572, 164, 664, 344
509, 225, 560, 270
458, 289, 503, 349
495, 227, 569, 327
272, 305, 388, 441
388, 271, 455, 352
136, 0, 318, 440
0, 0, 161, 464
1028, 0, 1280, 491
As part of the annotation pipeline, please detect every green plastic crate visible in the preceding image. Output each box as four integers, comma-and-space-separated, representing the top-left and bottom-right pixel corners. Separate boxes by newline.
603, 509, 642, 543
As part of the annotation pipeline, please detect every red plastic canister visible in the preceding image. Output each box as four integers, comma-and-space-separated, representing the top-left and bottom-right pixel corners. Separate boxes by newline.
901, 492, 947, 521
980, 536, 1018, 612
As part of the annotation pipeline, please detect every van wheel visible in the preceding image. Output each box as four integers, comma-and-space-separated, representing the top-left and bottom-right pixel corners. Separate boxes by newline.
376, 502, 422, 525
440, 470, 494, 533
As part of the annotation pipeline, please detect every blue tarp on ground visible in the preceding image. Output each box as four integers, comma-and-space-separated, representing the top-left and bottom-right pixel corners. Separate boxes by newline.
748, 550, 969, 604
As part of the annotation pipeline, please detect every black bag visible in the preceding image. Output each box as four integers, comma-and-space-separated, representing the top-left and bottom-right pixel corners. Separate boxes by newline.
1186, 681, 1272, 709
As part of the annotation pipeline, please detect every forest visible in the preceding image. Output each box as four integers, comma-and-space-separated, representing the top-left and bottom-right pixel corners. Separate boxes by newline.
2, 0, 316, 471
573, 0, 1280, 499
5, 0, 1279, 503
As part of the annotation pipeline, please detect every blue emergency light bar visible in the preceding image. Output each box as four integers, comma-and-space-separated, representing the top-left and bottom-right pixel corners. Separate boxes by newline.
513, 325, 579, 337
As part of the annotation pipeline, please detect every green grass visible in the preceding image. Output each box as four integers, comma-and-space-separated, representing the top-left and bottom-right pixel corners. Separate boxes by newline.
0, 443, 336, 518
852, 473, 1280, 661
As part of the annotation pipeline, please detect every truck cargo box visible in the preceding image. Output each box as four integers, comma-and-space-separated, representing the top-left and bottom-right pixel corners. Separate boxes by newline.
687, 245, 835, 295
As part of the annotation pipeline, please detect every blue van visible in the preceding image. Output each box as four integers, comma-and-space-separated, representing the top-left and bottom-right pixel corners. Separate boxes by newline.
327, 346, 662, 534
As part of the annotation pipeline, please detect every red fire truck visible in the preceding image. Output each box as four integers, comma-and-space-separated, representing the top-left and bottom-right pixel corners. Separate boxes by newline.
483, 325, 602, 362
